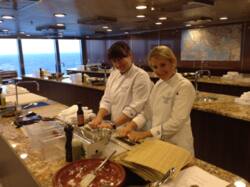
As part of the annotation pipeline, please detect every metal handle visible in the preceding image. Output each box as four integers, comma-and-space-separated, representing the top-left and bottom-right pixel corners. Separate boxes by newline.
94, 150, 117, 173
152, 167, 175, 187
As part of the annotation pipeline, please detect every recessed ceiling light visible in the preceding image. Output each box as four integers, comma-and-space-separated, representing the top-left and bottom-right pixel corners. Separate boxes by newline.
19, 32, 25, 34
155, 22, 162, 25
54, 13, 66, 18
2, 15, 14, 19
0, 20, 2, 23
151, 7, 155, 11
124, 32, 129, 34
186, 24, 192, 27
219, 16, 228, 20
159, 17, 167, 20
136, 5, 147, 10
26, 34, 31, 37
136, 15, 145, 18
56, 23, 64, 26
2, 29, 9, 32
102, 26, 109, 29
107, 29, 112, 32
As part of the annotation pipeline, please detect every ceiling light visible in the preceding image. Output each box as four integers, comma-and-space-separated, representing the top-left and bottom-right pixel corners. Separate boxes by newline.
124, 32, 129, 34
219, 16, 228, 20
2, 15, 14, 19
56, 23, 64, 26
155, 22, 162, 25
159, 17, 167, 20
102, 26, 109, 29
0, 20, 2, 23
136, 5, 147, 10
19, 32, 25, 34
151, 7, 155, 11
26, 34, 31, 37
2, 29, 9, 32
136, 15, 145, 18
107, 29, 112, 32
54, 13, 66, 18
186, 24, 192, 27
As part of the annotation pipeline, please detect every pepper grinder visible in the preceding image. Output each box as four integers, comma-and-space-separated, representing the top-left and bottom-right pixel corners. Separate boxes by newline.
64, 124, 74, 162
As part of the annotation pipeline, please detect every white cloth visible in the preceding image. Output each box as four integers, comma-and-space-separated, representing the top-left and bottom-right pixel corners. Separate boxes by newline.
6, 93, 48, 105
132, 73, 196, 154
99, 64, 153, 120
5, 84, 29, 96
57, 105, 96, 124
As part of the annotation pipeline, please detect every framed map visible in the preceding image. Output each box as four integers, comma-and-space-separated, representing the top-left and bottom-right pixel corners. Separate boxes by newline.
181, 24, 242, 61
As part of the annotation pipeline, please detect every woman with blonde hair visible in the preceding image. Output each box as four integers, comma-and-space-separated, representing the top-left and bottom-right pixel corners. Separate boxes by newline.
118, 45, 196, 154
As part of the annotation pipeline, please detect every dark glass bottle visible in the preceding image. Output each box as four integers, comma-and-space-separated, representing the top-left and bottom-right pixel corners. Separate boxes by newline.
39, 68, 44, 77
64, 124, 74, 162
77, 102, 84, 127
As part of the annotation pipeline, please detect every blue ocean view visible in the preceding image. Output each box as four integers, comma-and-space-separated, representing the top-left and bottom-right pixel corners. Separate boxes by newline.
0, 53, 82, 76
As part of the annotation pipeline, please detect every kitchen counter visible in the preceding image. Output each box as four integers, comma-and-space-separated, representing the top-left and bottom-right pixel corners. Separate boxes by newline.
23, 74, 250, 122
193, 91, 250, 122
192, 76, 250, 88
0, 101, 245, 187
66, 69, 250, 88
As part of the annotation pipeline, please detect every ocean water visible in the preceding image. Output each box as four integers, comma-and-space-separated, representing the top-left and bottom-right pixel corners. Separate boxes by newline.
0, 53, 82, 76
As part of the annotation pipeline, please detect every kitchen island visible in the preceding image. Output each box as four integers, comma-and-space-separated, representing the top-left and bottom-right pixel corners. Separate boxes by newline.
66, 69, 250, 96
0, 100, 245, 187
21, 74, 250, 181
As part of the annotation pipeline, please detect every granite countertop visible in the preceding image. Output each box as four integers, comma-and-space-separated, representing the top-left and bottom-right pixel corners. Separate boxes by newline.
189, 75, 250, 87
194, 91, 250, 122
23, 74, 250, 122
0, 101, 248, 187
65, 70, 250, 87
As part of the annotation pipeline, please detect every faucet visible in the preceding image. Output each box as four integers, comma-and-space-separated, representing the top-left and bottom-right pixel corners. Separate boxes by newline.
195, 69, 211, 78
194, 69, 211, 96
15, 80, 40, 112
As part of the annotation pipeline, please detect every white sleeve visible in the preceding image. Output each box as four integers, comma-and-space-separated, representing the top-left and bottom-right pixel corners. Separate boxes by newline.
99, 74, 113, 114
132, 112, 147, 129
151, 82, 196, 138
122, 73, 153, 118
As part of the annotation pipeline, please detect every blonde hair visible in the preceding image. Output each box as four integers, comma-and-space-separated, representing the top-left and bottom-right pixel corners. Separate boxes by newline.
148, 45, 177, 69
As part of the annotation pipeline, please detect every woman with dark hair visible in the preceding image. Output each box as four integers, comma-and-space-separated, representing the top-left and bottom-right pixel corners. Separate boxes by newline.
90, 41, 153, 129
118, 45, 196, 154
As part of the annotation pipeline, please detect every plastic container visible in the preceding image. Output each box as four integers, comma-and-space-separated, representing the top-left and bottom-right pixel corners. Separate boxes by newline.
40, 135, 65, 161
23, 121, 64, 150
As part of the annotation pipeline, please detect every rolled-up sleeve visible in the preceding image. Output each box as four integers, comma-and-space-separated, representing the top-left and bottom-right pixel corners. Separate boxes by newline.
122, 73, 153, 118
132, 112, 147, 129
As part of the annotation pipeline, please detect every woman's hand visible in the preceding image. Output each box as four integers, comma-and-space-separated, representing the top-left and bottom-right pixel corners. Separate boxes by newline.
117, 122, 137, 137
98, 121, 113, 129
127, 130, 152, 142
89, 116, 102, 129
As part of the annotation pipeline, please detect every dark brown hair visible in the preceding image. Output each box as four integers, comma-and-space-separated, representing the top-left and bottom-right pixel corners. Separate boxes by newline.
108, 41, 131, 61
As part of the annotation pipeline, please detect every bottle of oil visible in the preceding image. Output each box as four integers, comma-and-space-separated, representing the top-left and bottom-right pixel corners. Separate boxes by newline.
77, 102, 84, 127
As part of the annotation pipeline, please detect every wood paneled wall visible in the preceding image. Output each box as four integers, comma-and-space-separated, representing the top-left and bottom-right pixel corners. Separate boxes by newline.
85, 22, 250, 74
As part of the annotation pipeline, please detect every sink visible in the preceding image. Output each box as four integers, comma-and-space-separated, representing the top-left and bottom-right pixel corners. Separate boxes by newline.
196, 96, 218, 102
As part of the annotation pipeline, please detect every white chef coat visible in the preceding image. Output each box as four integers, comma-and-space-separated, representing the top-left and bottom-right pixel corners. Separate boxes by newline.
99, 64, 153, 121
132, 73, 196, 154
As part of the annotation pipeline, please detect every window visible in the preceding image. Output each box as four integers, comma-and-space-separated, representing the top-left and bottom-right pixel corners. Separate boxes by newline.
58, 39, 82, 73
21, 39, 56, 74
0, 39, 20, 76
